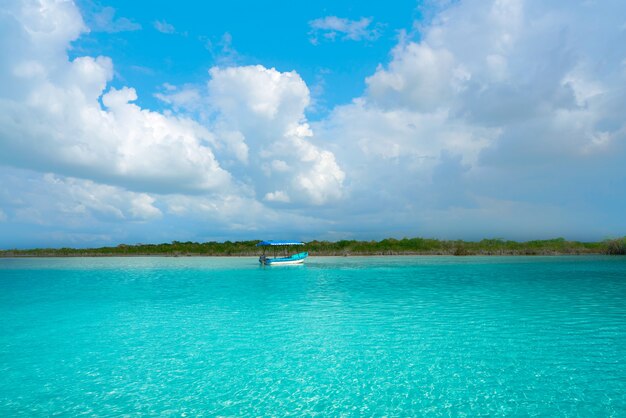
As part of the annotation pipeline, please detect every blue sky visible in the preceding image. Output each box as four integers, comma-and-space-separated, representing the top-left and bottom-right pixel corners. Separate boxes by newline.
73, 0, 418, 115
1, 0, 625, 248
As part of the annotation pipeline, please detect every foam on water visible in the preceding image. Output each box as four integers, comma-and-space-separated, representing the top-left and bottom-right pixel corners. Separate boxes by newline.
1, 256, 625, 415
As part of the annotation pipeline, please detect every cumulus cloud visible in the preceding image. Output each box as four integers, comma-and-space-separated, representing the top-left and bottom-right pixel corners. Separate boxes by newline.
43, 173, 163, 222
0, 168, 161, 227
366, 42, 470, 112
156, 65, 347, 205
0, 0, 346, 246
309, 16, 382, 44
314, 0, 626, 238
0, 0, 232, 195
207, 65, 346, 205
264, 190, 290, 203
0, 166, 336, 248
1, 0, 625, 244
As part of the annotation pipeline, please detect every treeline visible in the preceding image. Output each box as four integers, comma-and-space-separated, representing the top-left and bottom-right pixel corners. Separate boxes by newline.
1, 237, 625, 257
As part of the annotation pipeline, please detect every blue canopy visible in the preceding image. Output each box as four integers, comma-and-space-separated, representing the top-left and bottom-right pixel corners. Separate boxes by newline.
256, 240, 305, 246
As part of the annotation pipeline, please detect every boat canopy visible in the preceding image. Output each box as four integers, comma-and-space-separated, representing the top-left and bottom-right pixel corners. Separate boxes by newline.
256, 240, 305, 247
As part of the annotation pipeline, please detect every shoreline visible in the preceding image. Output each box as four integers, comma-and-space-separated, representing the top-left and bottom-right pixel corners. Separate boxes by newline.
0, 252, 613, 258
1, 237, 624, 257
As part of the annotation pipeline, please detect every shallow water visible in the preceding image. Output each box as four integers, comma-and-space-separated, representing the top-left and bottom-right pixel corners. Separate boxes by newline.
1, 256, 625, 416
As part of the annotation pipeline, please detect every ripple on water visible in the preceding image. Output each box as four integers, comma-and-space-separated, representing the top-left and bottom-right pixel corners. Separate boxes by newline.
0, 256, 625, 415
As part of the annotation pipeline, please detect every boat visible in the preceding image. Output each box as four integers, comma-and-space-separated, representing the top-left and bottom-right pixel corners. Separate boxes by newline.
256, 240, 308, 265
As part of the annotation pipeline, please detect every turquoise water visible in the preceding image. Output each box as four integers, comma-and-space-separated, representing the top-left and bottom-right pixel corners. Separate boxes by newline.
1, 256, 625, 416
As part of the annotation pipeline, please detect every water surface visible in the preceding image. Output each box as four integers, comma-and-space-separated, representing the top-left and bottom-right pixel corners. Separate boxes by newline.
1, 256, 625, 415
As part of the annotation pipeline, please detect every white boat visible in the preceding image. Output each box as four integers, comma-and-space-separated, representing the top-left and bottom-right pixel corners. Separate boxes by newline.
257, 241, 308, 265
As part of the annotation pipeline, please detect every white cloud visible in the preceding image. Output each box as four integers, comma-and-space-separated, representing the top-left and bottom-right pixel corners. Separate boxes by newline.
0, 168, 161, 227
366, 42, 470, 112
154, 84, 202, 113
0, 165, 339, 247
309, 16, 382, 44
129, 194, 162, 220
153, 20, 175, 34
0, 1, 232, 195
0, 208, 6, 222
1, 0, 625, 244
208, 65, 310, 124
0, 0, 346, 247
154, 65, 348, 205
207, 65, 345, 205
264, 190, 290, 203
44, 174, 162, 222
89, 6, 141, 33
313, 0, 626, 237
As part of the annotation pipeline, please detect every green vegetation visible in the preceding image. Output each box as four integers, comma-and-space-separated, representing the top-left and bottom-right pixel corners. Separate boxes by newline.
304, 237, 609, 256
604, 238, 626, 255
1, 237, 624, 257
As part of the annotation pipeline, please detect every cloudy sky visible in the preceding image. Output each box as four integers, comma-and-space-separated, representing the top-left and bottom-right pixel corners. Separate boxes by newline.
1, 0, 625, 248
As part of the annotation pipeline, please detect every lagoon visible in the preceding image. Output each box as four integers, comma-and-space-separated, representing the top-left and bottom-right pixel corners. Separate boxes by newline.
1, 256, 625, 415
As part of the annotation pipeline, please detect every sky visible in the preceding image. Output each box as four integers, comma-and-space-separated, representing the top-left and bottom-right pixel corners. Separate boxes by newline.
0, 0, 625, 248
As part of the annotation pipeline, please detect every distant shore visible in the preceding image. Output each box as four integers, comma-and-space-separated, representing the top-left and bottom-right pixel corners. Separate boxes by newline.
0, 253, 619, 258
2, 237, 625, 257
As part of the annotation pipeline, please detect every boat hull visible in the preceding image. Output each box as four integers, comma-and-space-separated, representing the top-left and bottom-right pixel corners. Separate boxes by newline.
265, 258, 305, 266
259, 251, 308, 266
